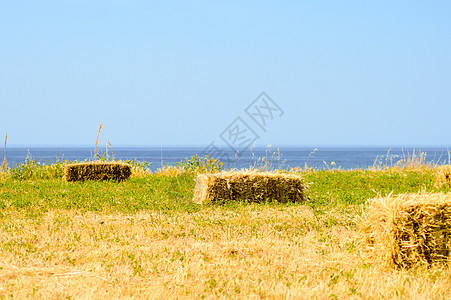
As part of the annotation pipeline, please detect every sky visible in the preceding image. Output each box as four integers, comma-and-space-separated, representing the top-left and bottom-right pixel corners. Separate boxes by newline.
1, 0, 450, 147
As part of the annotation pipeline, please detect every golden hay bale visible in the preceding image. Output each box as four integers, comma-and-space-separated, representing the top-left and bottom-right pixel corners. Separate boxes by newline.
360, 193, 451, 268
63, 161, 132, 182
435, 165, 451, 188
193, 170, 308, 204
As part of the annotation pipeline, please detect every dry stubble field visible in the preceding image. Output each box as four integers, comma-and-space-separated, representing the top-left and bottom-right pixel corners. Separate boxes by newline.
0, 166, 451, 299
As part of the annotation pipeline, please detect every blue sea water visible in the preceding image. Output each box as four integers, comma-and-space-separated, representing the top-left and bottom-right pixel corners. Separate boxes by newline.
1, 146, 450, 171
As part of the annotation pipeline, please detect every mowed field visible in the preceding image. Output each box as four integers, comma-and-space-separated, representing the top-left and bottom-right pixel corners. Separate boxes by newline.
1, 167, 451, 299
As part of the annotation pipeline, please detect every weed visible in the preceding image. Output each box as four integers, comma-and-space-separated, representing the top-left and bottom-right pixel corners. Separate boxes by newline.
176, 154, 223, 173
250, 144, 287, 171
1, 132, 6, 170
371, 148, 436, 171
9, 152, 74, 180
94, 123, 103, 161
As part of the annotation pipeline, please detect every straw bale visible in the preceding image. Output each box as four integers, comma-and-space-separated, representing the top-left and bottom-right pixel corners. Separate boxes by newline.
360, 193, 451, 268
435, 165, 451, 188
193, 170, 308, 204
63, 161, 132, 182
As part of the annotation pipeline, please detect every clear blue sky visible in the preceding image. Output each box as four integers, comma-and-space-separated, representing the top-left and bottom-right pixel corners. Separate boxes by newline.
1, 1, 450, 147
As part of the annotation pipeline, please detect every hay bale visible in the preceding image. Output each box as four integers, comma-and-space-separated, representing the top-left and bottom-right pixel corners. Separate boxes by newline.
193, 170, 308, 204
435, 165, 451, 188
360, 193, 451, 268
63, 161, 132, 182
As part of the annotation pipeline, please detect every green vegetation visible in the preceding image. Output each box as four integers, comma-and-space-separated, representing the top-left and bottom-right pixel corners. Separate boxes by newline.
1, 159, 448, 213
0, 174, 198, 213
304, 168, 448, 208
2, 154, 151, 181
175, 154, 223, 173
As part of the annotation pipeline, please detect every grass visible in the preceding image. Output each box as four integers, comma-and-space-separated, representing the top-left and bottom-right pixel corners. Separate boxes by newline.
0, 154, 451, 298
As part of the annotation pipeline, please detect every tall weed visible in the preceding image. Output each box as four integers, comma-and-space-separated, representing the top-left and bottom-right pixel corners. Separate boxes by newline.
176, 155, 223, 173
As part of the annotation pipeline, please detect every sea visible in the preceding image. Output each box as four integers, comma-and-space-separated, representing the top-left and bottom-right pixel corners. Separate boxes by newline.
1, 146, 450, 171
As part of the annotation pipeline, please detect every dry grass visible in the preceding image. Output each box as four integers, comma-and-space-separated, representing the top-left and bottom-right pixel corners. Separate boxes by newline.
2, 153, 451, 298
369, 149, 439, 172
1, 132, 6, 170
436, 165, 451, 188
359, 193, 451, 269
94, 123, 103, 161
129, 166, 152, 178
63, 161, 132, 182
0, 207, 450, 299
153, 165, 185, 177
0, 133, 8, 181
193, 170, 308, 204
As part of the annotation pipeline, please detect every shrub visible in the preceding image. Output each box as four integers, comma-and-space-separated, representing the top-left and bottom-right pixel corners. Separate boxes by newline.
176, 155, 223, 173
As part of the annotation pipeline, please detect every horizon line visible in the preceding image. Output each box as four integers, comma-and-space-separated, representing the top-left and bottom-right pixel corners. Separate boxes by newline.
2, 144, 451, 149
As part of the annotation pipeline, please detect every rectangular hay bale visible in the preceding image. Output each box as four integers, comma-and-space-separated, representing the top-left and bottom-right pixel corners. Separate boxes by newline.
193, 171, 308, 204
63, 161, 132, 182
360, 193, 451, 268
